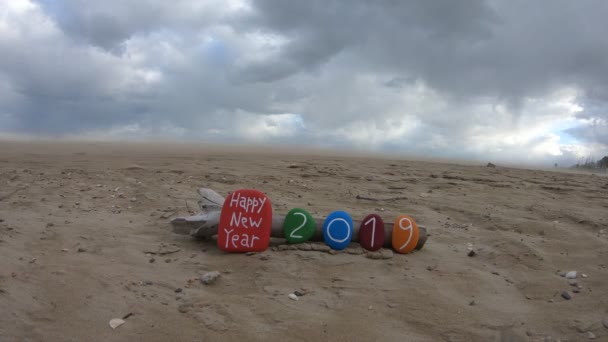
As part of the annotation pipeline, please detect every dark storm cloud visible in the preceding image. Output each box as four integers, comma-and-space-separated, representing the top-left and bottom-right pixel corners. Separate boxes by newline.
239, 0, 497, 83
241, 0, 608, 101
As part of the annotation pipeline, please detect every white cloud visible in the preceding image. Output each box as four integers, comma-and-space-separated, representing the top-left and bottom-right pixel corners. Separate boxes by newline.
235, 112, 306, 141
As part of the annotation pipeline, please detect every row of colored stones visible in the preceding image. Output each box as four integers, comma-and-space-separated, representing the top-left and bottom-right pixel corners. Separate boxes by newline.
283, 208, 419, 254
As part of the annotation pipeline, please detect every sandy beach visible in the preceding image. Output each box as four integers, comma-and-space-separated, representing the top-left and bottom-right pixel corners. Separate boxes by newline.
1, 141, 607, 342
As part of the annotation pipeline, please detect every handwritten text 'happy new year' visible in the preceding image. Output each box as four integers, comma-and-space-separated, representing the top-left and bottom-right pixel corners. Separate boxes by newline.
223, 192, 268, 249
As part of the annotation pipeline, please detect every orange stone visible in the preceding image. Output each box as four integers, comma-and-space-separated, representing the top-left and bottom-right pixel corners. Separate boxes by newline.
217, 189, 272, 252
391, 215, 419, 254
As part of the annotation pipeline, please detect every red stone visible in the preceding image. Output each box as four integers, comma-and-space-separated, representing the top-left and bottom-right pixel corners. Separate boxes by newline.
217, 189, 272, 252
359, 214, 385, 251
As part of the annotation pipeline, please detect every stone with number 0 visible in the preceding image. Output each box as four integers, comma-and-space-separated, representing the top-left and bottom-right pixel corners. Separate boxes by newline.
391, 214, 419, 254
322, 211, 353, 250
283, 208, 315, 244
359, 213, 385, 251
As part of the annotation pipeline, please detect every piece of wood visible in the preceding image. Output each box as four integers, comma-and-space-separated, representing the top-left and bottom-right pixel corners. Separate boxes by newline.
355, 194, 408, 201
323, 211, 353, 250
198, 188, 225, 212
217, 189, 272, 252
171, 188, 427, 250
359, 214, 385, 251
392, 215, 419, 254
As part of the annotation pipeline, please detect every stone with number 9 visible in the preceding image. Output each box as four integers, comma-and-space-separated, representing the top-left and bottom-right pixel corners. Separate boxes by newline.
391, 214, 419, 254
283, 208, 316, 244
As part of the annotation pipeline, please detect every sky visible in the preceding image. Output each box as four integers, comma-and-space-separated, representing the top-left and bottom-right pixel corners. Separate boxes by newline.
1, 0, 607, 165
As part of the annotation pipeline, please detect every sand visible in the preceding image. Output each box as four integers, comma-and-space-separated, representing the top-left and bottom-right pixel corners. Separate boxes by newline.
0, 141, 607, 342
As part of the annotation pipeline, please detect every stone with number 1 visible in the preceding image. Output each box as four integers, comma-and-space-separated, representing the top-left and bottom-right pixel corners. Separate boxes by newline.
359, 213, 385, 251
392, 214, 419, 254
283, 208, 315, 244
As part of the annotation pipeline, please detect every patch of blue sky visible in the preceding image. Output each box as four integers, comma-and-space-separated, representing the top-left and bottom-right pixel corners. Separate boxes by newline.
200, 37, 232, 66
33, 0, 72, 26
549, 118, 583, 145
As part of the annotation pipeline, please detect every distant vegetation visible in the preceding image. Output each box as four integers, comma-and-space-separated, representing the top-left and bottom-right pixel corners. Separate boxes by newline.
572, 156, 608, 171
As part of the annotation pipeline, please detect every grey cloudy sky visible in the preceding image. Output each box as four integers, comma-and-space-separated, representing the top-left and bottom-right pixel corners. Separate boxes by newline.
1, 0, 607, 165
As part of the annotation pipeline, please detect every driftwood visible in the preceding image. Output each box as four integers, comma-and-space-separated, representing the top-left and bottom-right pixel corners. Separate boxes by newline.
171, 188, 427, 250
355, 194, 409, 201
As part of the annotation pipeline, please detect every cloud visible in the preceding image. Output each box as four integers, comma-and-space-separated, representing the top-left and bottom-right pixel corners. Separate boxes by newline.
0, 0, 607, 165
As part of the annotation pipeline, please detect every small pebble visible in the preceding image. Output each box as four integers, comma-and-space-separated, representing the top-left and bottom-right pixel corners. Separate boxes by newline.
297, 244, 313, 251
380, 249, 393, 259
469, 300, 476, 306
574, 323, 587, 333
587, 331, 596, 339
288, 293, 298, 301
566, 271, 577, 279
568, 279, 578, 286
573, 288, 581, 293
200, 271, 220, 285
77, 247, 86, 253
467, 250, 476, 257
561, 291, 571, 300
109, 318, 125, 329
582, 273, 588, 278
174, 288, 182, 293
149, 258, 155, 263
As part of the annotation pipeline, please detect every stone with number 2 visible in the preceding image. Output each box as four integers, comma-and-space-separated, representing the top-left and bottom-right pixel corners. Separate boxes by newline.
283, 208, 316, 244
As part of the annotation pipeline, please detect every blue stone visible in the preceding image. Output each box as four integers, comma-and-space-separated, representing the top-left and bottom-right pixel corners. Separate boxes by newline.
323, 211, 353, 250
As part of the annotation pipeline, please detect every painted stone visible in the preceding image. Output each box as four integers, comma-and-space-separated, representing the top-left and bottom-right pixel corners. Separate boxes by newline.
283, 208, 316, 244
322, 211, 353, 250
391, 214, 419, 254
218, 189, 272, 252
359, 213, 385, 251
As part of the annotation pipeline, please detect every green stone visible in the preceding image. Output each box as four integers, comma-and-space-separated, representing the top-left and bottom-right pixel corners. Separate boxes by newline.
283, 208, 315, 244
